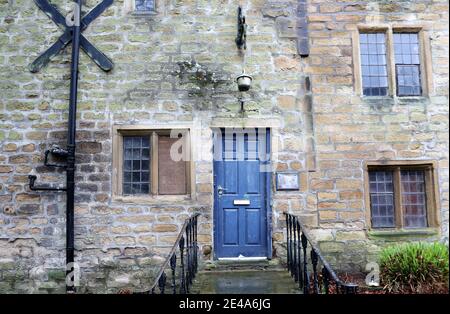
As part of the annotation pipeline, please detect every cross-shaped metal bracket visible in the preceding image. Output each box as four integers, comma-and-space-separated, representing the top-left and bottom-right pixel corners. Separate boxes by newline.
29, 0, 114, 73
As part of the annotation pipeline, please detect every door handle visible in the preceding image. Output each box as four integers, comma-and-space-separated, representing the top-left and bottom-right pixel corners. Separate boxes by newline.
217, 185, 227, 196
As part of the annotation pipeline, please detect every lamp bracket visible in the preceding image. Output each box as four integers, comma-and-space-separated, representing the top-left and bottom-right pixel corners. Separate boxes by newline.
236, 6, 247, 50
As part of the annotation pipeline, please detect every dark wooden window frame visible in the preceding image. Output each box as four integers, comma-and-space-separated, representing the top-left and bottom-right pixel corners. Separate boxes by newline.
364, 161, 440, 230
113, 128, 192, 200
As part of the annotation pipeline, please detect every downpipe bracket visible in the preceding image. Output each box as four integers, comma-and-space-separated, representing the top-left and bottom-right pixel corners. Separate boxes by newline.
44, 145, 69, 169
28, 144, 69, 191
28, 175, 67, 192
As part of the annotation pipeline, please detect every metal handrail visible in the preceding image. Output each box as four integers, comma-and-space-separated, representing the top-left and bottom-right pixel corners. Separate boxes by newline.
296, 217, 341, 285
145, 213, 200, 294
284, 212, 358, 294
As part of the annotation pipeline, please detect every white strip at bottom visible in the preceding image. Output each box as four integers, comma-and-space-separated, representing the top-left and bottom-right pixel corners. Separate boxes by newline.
218, 255, 268, 262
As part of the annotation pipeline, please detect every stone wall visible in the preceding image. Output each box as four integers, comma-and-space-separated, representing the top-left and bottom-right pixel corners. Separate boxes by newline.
297, 0, 449, 272
0, 0, 448, 293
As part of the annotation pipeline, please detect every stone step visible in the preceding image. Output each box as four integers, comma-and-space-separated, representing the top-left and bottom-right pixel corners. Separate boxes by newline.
190, 269, 302, 294
201, 258, 285, 272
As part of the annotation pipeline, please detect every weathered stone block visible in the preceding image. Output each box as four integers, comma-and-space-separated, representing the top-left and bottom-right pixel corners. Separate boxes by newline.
17, 204, 40, 215
339, 190, 363, 200
9, 155, 31, 164
0, 258, 15, 270
0, 166, 13, 173
319, 210, 337, 220
319, 241, 345, 253
15, 194, 40, 203
152, 224, 178, 232
335, 231, 367, 241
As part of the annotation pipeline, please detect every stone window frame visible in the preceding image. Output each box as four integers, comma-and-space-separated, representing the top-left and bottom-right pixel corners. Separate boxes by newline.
112, 124, 196, 205
363, 160, 441, 234
124, 0, 158, 16
353, 24, 433, 98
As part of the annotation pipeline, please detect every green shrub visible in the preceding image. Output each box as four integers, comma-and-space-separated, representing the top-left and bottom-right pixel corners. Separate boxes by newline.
379, 242, 449, 293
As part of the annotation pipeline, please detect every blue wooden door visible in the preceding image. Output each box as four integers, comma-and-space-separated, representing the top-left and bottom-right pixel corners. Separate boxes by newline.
214, 128, 271, 258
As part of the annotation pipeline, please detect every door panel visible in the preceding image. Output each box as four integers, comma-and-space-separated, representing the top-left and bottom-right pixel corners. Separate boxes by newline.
245, 209, 261, 245
214, 128, 271, 258
245, 161, 260, 194
224, 161, 238, 194
223, 208, 239, 245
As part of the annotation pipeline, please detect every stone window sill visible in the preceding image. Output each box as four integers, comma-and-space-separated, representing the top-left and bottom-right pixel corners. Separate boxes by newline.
360, 95, 429, 103
361, 96, 392, 101
113, 194, 194, 205
395, 96, 429, 104
131, 11, 157, 17
368, 228, 439, 240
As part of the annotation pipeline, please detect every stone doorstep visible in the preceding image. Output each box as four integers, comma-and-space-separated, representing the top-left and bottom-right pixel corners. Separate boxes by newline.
201, 258, 284, 272
190, 270, 302, 294
218, 256, 268, 262
200, 267, 288, 274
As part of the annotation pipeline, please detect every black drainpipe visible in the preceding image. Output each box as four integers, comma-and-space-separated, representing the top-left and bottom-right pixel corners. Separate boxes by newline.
65, 0, 82, 294
28, 0, 115, 294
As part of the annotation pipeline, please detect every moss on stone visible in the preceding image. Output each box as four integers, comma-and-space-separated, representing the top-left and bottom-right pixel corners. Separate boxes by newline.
174, 60, 232, 100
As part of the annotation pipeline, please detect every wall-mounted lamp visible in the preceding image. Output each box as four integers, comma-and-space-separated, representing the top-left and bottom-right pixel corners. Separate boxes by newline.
236, 71, 253, 92
236, 70, 253, 111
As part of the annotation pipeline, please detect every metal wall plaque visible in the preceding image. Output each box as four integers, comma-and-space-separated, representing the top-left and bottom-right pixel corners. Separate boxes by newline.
276, 172, 299, 191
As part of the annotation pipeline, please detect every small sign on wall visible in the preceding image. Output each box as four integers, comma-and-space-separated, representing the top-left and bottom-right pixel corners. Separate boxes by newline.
276, 172, 300, 191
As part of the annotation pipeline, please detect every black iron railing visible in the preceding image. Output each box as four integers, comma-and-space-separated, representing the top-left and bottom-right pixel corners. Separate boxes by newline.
284, 213, 358, 294
144, 213, 200, 294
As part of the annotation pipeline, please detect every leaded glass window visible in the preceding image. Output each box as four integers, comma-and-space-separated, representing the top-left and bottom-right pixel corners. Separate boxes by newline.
401, 170, 427, 228
368, 165, 435, 230
135, 0, 155, 12
123, 136, 150, 195
394, 33, 422, 96
369, 171, 395, 228
360, 33, 389, 96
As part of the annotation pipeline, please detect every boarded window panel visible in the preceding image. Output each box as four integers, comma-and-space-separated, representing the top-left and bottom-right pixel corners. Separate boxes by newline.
158, 136, 187, 195
401, 170, 428, 228
369, 171, 395, 228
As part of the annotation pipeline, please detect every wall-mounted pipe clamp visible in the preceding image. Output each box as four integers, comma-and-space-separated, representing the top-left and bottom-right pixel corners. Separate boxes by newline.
28, 175, 67, 192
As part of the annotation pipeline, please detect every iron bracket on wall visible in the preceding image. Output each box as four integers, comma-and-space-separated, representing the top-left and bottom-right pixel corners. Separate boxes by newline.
28, 175, 67, 192
44, 145, 69, 168
28, 145, 69, 189
29, 0, 114, 73
235, 6, 247, 50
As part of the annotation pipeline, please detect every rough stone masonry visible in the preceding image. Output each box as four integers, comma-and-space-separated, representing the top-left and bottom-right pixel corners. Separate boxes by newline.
0, 0, 448, 293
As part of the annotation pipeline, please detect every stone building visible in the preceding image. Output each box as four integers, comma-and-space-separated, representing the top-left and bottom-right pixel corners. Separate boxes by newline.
0, 0, 448, 293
